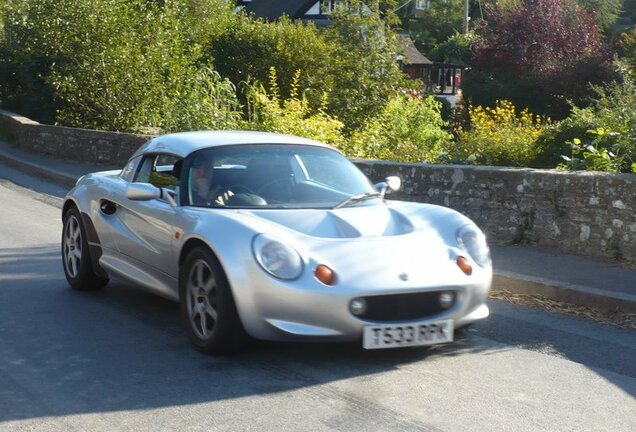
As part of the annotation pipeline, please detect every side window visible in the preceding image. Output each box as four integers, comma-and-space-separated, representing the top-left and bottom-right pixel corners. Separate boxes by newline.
120, 156, 141, 182
134, 154, 182, 190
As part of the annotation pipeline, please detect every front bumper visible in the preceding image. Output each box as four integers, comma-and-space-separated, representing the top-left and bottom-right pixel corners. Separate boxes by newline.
226, 255, 492, 343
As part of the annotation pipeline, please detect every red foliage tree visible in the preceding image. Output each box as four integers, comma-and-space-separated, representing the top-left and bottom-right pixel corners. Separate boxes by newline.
474, 0, 607, 79
465, 0, 613, 119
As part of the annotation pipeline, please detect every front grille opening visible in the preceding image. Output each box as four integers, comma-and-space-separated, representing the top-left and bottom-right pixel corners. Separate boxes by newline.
357, 290, 457, 322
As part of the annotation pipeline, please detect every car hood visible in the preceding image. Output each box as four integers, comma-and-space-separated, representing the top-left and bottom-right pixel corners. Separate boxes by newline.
230, 201, 484, 289
241, 204, 414, 239
234, 201, 469, 241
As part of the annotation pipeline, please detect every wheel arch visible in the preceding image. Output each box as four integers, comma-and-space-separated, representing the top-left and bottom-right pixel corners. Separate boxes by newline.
62, 198, 108, 279
62, 198, 79, 219
179, 238, 228, 282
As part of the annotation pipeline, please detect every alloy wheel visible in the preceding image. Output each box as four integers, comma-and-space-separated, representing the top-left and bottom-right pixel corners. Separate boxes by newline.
186, 259, 218, 340
63, 215, 82, 279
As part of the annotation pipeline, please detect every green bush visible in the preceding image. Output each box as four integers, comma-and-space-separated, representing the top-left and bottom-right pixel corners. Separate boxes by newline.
349, 94, 452, 163
557, 73, 636, 173
1, 0, 241, 132
210, 15, 332, 109
532, 112, 593, 168
428, 31, 475, 65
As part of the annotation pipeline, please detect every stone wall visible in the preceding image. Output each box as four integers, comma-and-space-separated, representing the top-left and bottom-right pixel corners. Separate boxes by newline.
355, 160, 636, 264
0, 109, 149, 166
1, 109, 634, 263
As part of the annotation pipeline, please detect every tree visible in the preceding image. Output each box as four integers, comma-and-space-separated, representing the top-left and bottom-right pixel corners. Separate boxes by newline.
323, 0, 406, 130
399, 0, 465, 53
209, 15, 333, 109
465, 0, 612, 119
0, 0, 241, 131
574, 0, 623, 29
619, 29, 636, 78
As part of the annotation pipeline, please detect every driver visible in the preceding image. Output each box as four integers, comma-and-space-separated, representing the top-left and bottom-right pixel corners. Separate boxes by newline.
190, 153, 234, 206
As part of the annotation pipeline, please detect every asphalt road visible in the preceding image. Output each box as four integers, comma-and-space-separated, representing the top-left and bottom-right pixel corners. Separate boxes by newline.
1, 166, 635, 432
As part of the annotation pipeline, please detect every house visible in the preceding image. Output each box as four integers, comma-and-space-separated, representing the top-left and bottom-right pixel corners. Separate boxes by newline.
236, 0, 432, 25
235, 1, 342, 26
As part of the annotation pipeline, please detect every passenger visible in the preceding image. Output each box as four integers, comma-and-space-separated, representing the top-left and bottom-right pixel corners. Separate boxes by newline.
190, 153, 234, 206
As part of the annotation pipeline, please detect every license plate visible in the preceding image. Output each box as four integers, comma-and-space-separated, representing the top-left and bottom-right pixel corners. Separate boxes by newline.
363, 319, 454, 349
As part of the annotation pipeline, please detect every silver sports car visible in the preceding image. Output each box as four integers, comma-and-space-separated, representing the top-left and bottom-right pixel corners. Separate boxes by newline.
62, 131, 491, 353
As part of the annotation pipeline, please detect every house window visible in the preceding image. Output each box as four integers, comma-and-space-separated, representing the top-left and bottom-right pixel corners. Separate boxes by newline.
320, 0, 346, 14
415, 0, 431, 10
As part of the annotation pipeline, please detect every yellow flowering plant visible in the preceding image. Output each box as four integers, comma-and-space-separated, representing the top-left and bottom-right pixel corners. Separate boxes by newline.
449, 100, 549, 166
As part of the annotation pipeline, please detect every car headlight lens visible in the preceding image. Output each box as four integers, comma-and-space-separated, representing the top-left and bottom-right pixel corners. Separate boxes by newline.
456, 225, 491, 267
253, 234, 303, 280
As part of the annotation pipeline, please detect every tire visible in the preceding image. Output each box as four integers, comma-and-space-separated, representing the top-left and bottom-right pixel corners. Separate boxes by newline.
61, 207, 109, 291
179, 247, 248, 354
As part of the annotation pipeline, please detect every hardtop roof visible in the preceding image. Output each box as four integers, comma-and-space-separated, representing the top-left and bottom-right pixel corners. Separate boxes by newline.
132, 130, 331, 159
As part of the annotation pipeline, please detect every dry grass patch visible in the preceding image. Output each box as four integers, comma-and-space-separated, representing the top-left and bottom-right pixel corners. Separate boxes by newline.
490, 288, 636, 331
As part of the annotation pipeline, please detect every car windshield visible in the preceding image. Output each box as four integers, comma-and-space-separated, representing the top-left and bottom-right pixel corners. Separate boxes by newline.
186, 144, 378, 209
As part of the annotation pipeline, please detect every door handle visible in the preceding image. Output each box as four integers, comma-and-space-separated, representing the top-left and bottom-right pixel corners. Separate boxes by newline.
99, 199, 117, 215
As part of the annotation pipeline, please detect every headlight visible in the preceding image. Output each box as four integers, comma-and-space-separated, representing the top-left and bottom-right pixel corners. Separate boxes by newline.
456, 225, 490, 267
252, 234, 303, 280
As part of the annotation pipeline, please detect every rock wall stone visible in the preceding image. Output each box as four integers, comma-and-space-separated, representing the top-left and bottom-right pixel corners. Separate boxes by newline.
0, 109, 149, 166
354, 160, 636, 264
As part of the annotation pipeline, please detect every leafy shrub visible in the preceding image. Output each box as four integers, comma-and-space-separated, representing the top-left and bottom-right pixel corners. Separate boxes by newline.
428, 31, 476, 65
575, 0, 623, 29
557, 73, 636, 173
210, 15, 332, 108
245, 70, 451, 164
1, 0, 240, 132
448, 100, 549, 166
245, 68, 345, 147
560, 129, 636, 173
349, 94, 452, 163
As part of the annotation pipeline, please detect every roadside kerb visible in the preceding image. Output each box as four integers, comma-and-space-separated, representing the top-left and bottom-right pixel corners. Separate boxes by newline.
0, 146, 78, 188
493, 271, 636, 314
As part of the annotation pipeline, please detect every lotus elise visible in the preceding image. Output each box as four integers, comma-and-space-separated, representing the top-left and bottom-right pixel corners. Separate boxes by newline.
61, 131, 491, 353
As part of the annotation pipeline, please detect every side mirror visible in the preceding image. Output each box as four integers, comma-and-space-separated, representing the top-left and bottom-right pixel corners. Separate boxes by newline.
126, 183, 176, 207
374, 176, 402, 198
385, 176, 401, 193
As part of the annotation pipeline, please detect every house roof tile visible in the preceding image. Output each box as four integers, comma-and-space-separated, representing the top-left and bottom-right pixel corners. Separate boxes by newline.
398, 34, 433, 65
241, 0, 314, 20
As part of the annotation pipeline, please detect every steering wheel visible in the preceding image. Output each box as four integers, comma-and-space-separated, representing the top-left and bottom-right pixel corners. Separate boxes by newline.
256, 178, 291, 197
229, 185, 255, 195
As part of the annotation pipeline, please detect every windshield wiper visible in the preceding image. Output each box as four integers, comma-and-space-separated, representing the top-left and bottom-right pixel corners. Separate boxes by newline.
332, 192, 381, 209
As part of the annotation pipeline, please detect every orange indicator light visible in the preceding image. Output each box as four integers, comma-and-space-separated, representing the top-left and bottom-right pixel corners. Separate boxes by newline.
315, 265, 336, 285
456, 256, 473, 275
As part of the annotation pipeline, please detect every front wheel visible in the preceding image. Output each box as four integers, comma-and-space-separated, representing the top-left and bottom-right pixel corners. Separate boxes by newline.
61, 207, 108, 290
179, 247, 248, 354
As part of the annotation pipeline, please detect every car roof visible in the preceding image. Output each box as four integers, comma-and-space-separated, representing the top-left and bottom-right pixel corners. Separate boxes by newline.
131, 131, 332, 159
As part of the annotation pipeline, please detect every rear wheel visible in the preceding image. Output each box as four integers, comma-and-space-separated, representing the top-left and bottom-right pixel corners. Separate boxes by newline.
179, 247, 247, 354
61, 207, 108, 290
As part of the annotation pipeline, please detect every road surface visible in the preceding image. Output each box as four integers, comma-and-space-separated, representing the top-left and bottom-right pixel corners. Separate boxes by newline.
1, 166, 634, 432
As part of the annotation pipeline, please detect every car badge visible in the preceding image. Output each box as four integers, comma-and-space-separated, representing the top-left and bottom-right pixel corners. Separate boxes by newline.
399, 273, 409, 281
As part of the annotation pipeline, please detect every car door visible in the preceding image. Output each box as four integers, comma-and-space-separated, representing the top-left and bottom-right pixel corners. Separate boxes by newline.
111, 153, 181, 277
